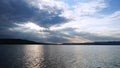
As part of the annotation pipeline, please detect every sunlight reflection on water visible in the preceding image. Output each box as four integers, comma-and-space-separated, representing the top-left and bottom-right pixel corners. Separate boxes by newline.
12, 45, 44, 68
0, 45, 120, 68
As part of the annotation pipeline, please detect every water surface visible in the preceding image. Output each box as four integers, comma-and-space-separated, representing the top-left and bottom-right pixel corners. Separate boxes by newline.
0, 45, 120, 68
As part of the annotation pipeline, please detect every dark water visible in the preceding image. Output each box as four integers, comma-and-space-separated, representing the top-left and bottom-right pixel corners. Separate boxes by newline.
0, 45, 120, 68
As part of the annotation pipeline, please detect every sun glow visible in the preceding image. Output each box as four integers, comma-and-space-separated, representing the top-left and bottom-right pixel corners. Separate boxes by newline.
22, 22, 48, 38
23, 22, 45, 31
9, 22, 49, 39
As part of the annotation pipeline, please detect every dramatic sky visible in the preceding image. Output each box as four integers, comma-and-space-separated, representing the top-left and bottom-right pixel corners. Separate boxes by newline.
0, 0, 120, 43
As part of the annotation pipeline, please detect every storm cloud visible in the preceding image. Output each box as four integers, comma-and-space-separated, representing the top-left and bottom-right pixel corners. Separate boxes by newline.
0, 0, 69, 28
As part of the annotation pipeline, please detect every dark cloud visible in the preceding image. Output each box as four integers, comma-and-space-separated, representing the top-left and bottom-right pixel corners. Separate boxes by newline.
45, 36, 69, 43
0, 0, 35, 23
0, 0, 69, 28
0, 0, 69, 41
55, 28, 120, 41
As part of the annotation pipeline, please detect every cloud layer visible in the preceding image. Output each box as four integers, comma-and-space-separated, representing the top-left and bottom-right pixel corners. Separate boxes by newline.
0, 0, 120, 42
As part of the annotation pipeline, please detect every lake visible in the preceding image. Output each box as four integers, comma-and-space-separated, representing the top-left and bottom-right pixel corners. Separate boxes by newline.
0, 45, 120, 68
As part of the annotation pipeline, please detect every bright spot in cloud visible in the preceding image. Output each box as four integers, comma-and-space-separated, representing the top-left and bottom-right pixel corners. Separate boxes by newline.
9, 22, 48, 38
15, 22, 45, 31
23, 22, 41, 30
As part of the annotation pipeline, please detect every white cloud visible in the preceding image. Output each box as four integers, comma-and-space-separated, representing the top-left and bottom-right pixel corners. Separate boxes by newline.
15, 22, 45, 31
107, 11, 120, 21
72, 0, 107, 16
9, 22, 49, 38
27, 0, 68, 11
49, 0, 120, 38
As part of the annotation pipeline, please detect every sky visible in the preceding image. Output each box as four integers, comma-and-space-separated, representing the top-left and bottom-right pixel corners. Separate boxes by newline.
0, 0, 120, 43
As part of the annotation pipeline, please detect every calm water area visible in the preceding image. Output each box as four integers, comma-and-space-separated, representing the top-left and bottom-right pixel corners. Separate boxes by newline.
0, 45, 120, 68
